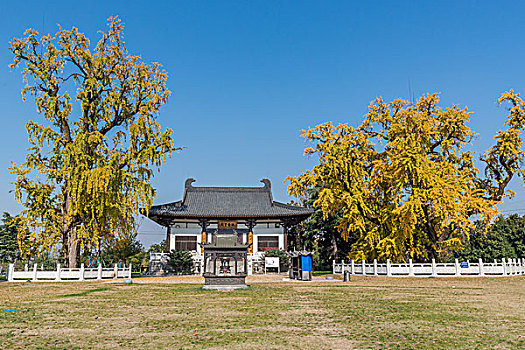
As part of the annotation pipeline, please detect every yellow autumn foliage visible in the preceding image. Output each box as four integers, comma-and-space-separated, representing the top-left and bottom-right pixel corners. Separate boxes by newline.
9, 17, 178, 267
288, 93, 525, 262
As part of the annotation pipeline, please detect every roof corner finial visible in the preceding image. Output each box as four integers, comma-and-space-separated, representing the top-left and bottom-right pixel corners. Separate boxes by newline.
185, 178, 196, 189
261, 178, 271, 190
261, 179, 273, 204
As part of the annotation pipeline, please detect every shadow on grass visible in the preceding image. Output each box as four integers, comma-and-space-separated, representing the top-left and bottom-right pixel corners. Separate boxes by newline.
59, 287, 110, 298
176, 285, 255, 293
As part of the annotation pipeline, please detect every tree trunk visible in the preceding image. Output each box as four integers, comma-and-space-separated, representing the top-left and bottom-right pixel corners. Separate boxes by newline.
62, 227, 70, 267
61, 189, 80, 268
67, 227, 80, 268
331, 230, 339, 259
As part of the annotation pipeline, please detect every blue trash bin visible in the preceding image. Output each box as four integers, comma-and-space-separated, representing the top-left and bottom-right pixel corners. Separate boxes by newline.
289, 251, 313, 281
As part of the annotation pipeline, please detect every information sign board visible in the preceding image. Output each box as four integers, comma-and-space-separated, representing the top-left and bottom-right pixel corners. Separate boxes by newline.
265, 257, 280, 274
265, 257, 279, 268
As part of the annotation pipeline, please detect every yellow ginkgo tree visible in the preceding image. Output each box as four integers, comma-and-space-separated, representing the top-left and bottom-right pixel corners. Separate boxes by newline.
9, 17, 179, 267
287, 92, 525, 262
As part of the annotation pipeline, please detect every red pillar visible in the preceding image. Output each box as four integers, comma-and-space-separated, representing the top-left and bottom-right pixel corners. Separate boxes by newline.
166, 225, 171, 253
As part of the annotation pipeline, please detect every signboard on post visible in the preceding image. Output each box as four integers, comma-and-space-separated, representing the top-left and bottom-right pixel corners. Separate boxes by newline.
265, 257, 280, 274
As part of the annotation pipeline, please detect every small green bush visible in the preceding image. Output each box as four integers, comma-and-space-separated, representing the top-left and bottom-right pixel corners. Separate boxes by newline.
262, 249, 288, 261
168, 250, 194, 274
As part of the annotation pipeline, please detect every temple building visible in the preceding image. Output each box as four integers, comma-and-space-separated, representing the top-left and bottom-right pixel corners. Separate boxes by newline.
145, 178, 313, 258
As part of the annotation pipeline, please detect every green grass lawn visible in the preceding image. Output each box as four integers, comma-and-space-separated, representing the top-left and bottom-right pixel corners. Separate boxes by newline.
0, 276, 524, 349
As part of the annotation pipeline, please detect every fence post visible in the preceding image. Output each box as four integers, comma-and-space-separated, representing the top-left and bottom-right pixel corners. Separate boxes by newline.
24, 263, 28, 272
332, 259, 336, 274
478, 258, 484, 276
386, 259, 392, 277
408, 259, 414, 277
32, 263, 38, 281
341, 260, 345, 275
113, 264, 118, 279
128, 263, 132, 279
502, 258, 507, 276
7, 263, 14, 282
373, 259, 378, 276
455, 259, 461, 276
351, 260, 355, 275
362, 260, 366, 276
97, 263, 102, 280
79, 263, 85, 281
55, 263, 61, 281
431, 259, 437, 277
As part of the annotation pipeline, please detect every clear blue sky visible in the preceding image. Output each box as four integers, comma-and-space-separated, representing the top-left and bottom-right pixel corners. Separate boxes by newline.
1, 1, 525, 246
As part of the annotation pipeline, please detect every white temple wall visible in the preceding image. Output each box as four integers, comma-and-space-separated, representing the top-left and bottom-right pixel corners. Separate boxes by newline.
168, 223, 284, 255
252, 227, 284, 254
168, 228, 203, 252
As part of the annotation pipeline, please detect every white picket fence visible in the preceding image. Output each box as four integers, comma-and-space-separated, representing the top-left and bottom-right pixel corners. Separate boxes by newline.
333, 258, 525, 277
6, 263, 132, 282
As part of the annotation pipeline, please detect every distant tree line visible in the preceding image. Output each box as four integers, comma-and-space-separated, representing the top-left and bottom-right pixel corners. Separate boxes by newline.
0, 213, 20, 265
0, 212, 167, 273
451, 214, 525, 262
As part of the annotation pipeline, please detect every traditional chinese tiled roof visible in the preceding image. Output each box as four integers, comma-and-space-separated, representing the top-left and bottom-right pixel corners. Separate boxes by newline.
146, 178, 313, 223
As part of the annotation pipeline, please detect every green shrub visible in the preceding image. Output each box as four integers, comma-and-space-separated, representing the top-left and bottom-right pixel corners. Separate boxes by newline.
168, 250, 194, 274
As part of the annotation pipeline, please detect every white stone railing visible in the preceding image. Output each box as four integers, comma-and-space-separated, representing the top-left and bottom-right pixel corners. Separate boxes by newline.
149, 252, 263, 275
149, 252, 203, 274
150, 252, 169, 262
247, 253, 263, 275
7, 263, 132, 282
333, 258, 525, 277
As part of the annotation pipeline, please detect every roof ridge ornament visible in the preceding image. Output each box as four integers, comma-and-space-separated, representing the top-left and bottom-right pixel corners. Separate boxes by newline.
260, 178, 271, 189
185, 178, 196, 189
261, 179, 273, 204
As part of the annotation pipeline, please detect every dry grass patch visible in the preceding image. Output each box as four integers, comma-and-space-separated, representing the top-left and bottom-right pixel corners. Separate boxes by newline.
0, 277, 524, 349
